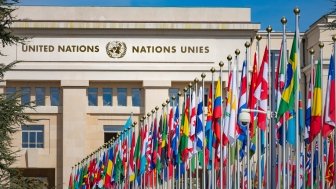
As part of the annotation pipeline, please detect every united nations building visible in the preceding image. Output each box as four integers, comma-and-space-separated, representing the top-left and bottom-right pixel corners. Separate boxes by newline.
0, 6, 334, 188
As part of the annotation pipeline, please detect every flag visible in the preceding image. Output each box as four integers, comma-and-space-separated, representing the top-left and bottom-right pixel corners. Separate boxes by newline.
254, 46, 269, 131
190, 90, 197, 154
140, 124, 148, 174
68, 170, 73, 189
237, 60, 248, 160
224, 71, 232, 145
129, 130, 136, 181
305, 77, 312, 144
322, 55, 336, 137
196, 86, 204, 152
180, 97, 190, 162
228, 60, 238, 143
248, 53, 258, 137
146, 123, 153, 171
205, 84, 213, 169
277, 33, 298, 119
213, 77, 222, 141
310, 58, 322, 142
325, 138, 334, 187
172, 105, 180, 165
305, 144, 312, 187
104, 148, 114, 187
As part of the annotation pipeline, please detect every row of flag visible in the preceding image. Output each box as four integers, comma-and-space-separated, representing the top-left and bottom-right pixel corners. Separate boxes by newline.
68, 9, 336, 189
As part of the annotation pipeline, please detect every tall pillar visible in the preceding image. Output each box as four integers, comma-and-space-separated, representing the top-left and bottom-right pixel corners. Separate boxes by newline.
61, 80, 89, 188
142, 80, 171, 114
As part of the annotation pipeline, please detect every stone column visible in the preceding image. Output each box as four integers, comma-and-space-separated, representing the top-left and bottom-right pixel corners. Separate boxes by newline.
61, 80, 89, 188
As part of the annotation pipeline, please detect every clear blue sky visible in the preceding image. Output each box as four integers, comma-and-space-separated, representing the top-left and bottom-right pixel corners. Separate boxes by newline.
19, 0, 333, 32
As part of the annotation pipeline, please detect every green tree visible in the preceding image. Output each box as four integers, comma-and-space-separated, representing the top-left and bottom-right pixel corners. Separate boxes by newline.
0, 1, 46, 188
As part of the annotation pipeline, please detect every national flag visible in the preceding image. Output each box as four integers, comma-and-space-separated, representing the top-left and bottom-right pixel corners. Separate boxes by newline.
254, 46, 269, 131
322, 55, 336, 137
134, 127, 141, 183
179, 97, 190, 162
104, 148, 114, 187
237, 60, 248, 160
304, 77, 312, 144
68, 170, 73, 189
190, 90, 197, 154
151, 117, 158, 170
228, 60, 238, 143
224, 71, 232, 145
310, 58, 322, 142
305, 144, 312, 187
299, 142, 304, 188
313, 141, 318, 182
213, 77, 222, 141
196, 86, 204, 152
248, 53, 258, 137
277, 33, 298, 119
129, 130, 136, 181
172, 105, 180, 165
140, 124, 148, 174
146, 123, 153, 171
205, 84, 213, 169
325, 138, 334, 187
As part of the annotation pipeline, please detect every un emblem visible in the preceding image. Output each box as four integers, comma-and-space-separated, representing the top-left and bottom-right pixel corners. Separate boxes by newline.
106, 41, 127, 58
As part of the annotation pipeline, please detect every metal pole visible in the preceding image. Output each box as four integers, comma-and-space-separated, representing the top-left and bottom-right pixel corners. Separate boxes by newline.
201, 73, 206, 189
244, 41, 251, 189
178, 91, 182, 189
219, 60, 224, 189
183, 87, 188, 189
309, 48, 315, 189
166, 99, 170, 189
255, 34, 262, 189
194, 78, 199, 189
332, 35, 336, 189
210, 67, 215, 189
318, 41, 325, 189
266, 25, 277, 189
234, 49, 241, 189
226, 55, 232, 189
188, 83, 192, 189
172, 96, 176, 189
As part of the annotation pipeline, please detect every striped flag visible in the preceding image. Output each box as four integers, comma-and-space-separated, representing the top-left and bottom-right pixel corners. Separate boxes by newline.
304, 77, 312, 144
310, 58, 322, 142
325, 138, 334, 187
205, 85, 213, 169
140, 124, 148, 174
180, 97, 190, 162
322, 55, 336, 137
305, 144, 312, 187
172, 105, 180, 165
254, 46, 269, 131
190, 90, 197, 154
248, 53, 258, 137
228, 60, 238, 143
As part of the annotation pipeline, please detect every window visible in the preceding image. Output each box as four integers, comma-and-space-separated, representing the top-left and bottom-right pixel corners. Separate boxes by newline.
103, 88, 113, 106
131, 88, 141, 107
169, 88, 179, 106
50, 87, 60, 106
6, 87, 16, 98
117, 88, 127, 106
103, 125, 123, 143
88, 88, 98, 106
204, 87, 209, 106
35, 87, 45, 106
22, 125, 44, 148
21, 87, 31, 105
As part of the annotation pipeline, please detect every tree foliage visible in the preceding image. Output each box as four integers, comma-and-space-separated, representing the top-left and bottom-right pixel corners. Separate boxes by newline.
0, 1, 46, 188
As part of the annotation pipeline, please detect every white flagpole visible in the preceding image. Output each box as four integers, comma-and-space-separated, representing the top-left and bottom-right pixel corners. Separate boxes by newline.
194, 78, 199, 189
166, 99, 170, 189
183, 87, 188, 189
318, 41, 325, 189
255, 34, 262, 189
188, 83, 192, 189
201, 73, 206, 189
309, 48, 315, 189
210, 67, 215, 189
219, 60, 224, 189
178, 91, 182, 189
172, 96, 176, 189
244, 41, 251, 189
234, 49, 241, 189
332, 35, 336, 189
226, 55, 232, 189
294, 7, 301, 189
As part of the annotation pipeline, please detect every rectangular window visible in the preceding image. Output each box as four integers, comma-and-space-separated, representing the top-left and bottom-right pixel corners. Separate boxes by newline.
50, 87, 60, 106
5, 87, 16, 98
88, 88, 98, 106
131, 88, 141, 107
103, 125, 123, 143
21, 87, 31, 105
117, 88, 127, 106
35, 87, 45, 106
169, 88, 179, 106
103, 88, 113, 106
22, 125, 44, 148
204, 87, 209, 106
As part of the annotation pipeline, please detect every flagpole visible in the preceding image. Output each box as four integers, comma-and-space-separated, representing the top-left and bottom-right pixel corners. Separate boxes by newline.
255, 34, 262, 189
201, 73, 206, 189
183, 86, 188, 189
166, 99, 171, 189
178, 91, 182, 189
234, 49, 241, 189
318, 41, 325, 189
210, 67, 215, 189
244, 41, 251, 189
172, 96, 176, 189
332, 35, 336, 189
309, 48, 315, 189
141, 116, 146, 189
187, 83, 192, 189
226, 55, 232, 189
219, 60, 224, 189
194, 78, 199, 189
